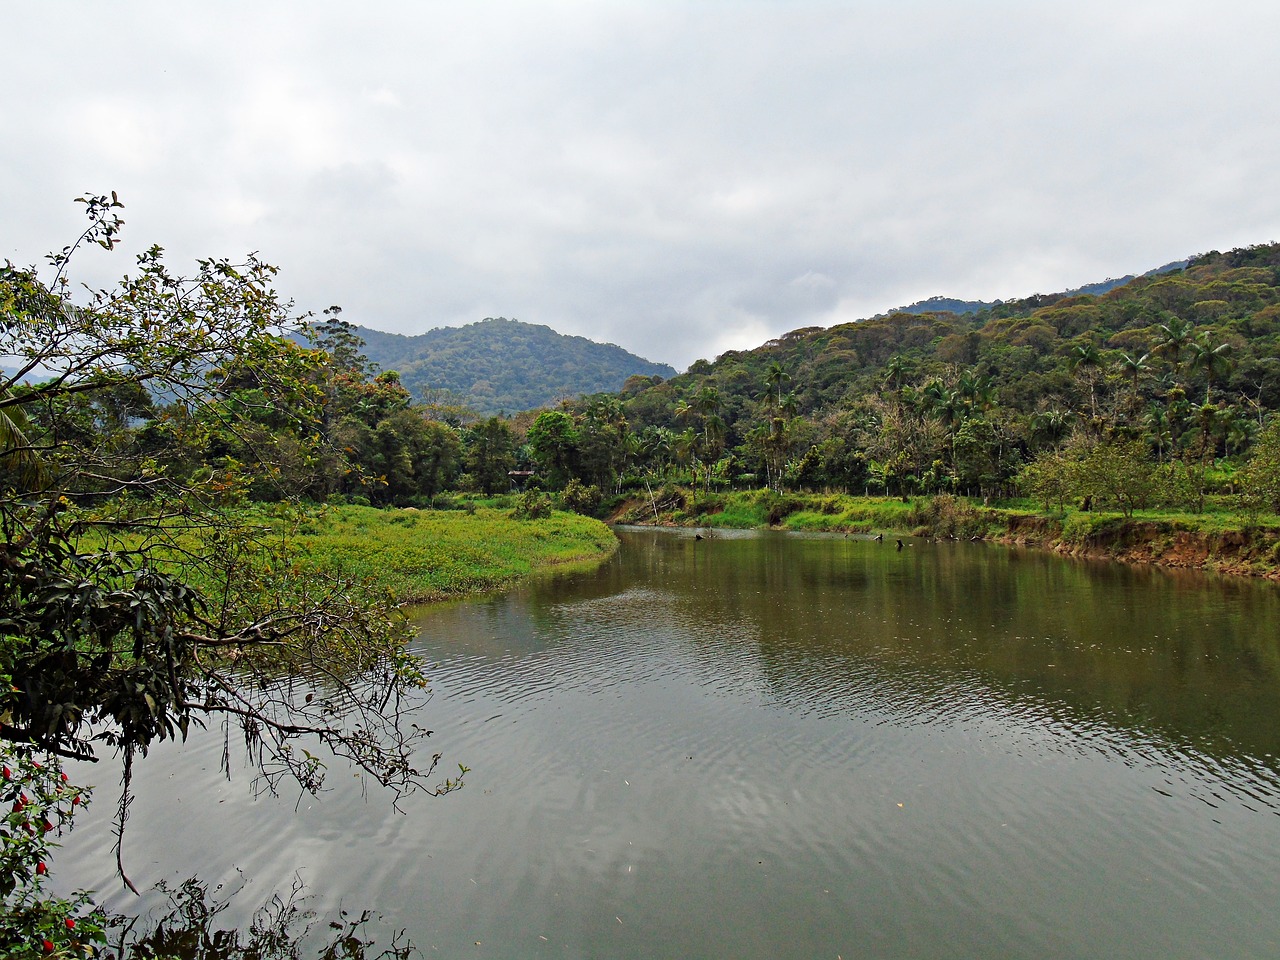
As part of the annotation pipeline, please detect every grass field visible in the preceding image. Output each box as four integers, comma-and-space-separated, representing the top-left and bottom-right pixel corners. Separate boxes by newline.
286, 504, 619, 602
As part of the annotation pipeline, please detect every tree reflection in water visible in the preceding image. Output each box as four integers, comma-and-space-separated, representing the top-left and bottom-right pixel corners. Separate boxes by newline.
104, 875, 414, 960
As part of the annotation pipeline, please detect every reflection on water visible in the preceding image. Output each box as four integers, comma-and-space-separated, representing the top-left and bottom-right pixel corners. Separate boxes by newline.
103, 875, 414, 960
62, 529, 1280, 960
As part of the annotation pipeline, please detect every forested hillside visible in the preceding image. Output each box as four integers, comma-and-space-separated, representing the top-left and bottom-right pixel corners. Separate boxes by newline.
13, 219, 1279, 527
347, 317, 676, 414
527, 242, 1280, 512
239, 241, 1280, 518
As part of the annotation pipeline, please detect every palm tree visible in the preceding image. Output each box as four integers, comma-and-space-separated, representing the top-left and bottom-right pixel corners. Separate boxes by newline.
1116, 352, 1151, 416
956, 370, 980, 405
1151, 316, 1195, 375
674, 427, 699, 491
1069, 341, 1103, 419
1185, 333, 1233, 403
883, 355, 913, 393
1116, 352, 1150, 391
763, 361, 792, 409
969, 375, 998, 413
919, 378, 948, 416
0, 393, 49, 493
641, 426, 674, 479
1143, 405, 1172, 463
1029, 407, 1070, 452
1224, 409, 1257, 457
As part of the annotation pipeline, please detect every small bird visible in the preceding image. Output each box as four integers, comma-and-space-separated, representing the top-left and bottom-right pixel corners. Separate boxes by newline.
873, 533, 883, 542
896, 538, 905, 550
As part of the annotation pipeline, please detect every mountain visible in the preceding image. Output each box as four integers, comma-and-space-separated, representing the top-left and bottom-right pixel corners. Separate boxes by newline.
877, 259, 1191, 319
351, 317, 676, 414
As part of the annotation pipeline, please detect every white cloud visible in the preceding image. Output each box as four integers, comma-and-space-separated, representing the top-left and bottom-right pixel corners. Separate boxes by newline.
5, 1, 1280, 371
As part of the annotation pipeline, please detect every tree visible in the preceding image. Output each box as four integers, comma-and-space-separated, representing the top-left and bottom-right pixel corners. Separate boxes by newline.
464, 416, 516, 494
1018, 449, 1073, 513
691, 386, 725, 490
1068, 340, 1104, 419
1238, 418, 1280, 515
1115, 352, 1150, 415
576, 396, 629, 491
526, 410, 579, 488
762, 361, 792, 408
1151, 315, 1195, 374
1185, 333, 1234, 403
1, 197, 461, 892
882, 354, 913, 393
1076, 438, 1157, 517
302, 305, 375, 376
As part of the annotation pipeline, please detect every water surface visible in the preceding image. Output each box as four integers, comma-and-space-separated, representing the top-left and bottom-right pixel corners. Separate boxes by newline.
63, 529, 1280, 959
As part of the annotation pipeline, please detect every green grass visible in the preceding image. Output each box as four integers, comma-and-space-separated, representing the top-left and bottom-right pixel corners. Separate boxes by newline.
289, 505, 619, 602
780, 497, 920, 534
89, 503, 619, 606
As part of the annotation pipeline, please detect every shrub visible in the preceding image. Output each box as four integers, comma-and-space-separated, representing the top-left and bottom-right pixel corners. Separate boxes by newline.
512, 491, 553, 520
912, 494, 987, 538
561, 479, 602, 516
0, 748, 107, 959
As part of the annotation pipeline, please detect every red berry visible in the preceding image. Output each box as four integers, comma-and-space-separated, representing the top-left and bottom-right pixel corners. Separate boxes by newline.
42, 820, 53, 833
65, 918, 75, 929
59, 772, 67, 783
2, 765, 10, 778
36, 862, 47, 875
43, 940, 54, 953
71, 795, 80, 807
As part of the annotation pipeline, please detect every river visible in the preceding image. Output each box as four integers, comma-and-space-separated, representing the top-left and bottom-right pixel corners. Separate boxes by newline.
61, 528, 1280, 959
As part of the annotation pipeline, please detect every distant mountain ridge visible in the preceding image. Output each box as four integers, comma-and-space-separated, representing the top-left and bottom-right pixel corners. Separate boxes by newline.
351, 317, 676, 415
877, 259, 1191, 319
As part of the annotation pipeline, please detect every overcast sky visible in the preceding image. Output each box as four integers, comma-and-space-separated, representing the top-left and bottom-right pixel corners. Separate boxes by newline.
6, 2, 1280, 371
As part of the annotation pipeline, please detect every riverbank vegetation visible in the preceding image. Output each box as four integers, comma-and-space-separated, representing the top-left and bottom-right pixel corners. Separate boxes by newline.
609, 487, 1280, 579
273, 502, 617, 603
92, 235, 1272, 580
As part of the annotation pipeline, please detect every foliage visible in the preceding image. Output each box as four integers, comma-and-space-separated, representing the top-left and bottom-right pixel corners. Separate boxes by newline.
909, 494, 991, 538
560, 479, 602, 516
572, 242, 1280, 508
462, 417, 516, 495
526, 411, 579, 489
0, 748, 106, 960
1239, 418, 1280, 515
512, 491, 554, 521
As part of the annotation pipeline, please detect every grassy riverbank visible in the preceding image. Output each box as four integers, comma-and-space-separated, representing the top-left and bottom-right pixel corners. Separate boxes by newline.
136, 502, 619, 606
287, 504, 620, 602
609, 488, 1280, 580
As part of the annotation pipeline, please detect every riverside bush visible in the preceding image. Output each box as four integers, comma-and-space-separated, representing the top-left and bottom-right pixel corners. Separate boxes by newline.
0, 749, 106, 959
513, 492, 554, 521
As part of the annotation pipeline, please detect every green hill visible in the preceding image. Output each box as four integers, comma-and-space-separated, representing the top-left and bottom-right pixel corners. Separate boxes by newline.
598, 242, 1280, 499
352, 317, 676, 414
